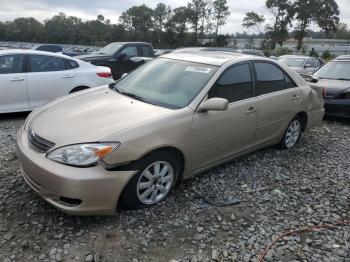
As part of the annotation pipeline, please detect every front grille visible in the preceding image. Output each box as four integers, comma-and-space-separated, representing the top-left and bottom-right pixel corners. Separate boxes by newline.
28, 129, 55, 153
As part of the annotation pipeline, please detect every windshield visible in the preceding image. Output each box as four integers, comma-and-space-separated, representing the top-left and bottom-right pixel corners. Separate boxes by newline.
314, 62, 350, 80
279, 57, 305, 67
97, 43, 123, 55
114, 58, 218, 109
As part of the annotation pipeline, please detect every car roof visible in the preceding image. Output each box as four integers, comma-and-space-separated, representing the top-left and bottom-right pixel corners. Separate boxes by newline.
279, 55, 310, 59
161, 50, 268, 66
0, 49, 76, 60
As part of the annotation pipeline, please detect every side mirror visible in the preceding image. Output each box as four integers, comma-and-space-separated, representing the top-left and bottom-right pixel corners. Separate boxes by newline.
300, 73, 319, 83
121, 73, 128, 78
198, 98, 229, 112
118, 53, 127, 60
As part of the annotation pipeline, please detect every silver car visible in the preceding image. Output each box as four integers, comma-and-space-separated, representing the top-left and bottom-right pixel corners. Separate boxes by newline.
279, 55, 324, 74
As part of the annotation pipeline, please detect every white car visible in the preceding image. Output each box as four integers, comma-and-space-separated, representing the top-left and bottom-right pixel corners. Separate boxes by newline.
0, 50, 114, 113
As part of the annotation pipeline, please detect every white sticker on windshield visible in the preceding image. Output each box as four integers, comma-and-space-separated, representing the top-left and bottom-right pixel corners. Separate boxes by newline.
185, 66, 212, 74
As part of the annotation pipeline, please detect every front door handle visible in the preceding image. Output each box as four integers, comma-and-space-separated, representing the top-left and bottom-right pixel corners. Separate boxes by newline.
246, 107, 257, 115
63, 74, 74, 79
10, 77, 25, 82
291, 94, 300, 101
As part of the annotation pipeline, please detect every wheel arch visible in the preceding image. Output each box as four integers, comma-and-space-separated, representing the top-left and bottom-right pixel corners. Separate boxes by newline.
69, 86, 90, 94
296, 111, 308, 131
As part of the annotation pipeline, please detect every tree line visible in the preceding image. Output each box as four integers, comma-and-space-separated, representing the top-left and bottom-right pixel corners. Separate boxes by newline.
0, 0, 230, 48
242, 0, 341, 50
0, 0, 346, 50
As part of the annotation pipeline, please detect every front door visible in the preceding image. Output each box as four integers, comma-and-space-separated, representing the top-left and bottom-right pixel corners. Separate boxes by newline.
115, 46, 140, 78
0, 54, 29, 112
192, 63, 258, 171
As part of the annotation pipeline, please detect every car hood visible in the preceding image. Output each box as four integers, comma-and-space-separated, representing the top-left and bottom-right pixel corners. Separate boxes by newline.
29, 87, 172, 146
76, 53, 112, 61
313, 79, 350, 96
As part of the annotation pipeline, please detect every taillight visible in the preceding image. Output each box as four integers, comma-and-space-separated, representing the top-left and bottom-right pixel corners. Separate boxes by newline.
97, 72, 112, 78
322, 88, 327, 98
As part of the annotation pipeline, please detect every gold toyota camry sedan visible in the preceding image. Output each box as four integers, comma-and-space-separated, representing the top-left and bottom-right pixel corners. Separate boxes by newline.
16, 51, 325, 215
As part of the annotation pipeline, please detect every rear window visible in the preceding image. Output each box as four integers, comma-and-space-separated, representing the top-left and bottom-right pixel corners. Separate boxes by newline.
36, 45, 63, 53
30, 55, 66, 72
66, 59, 79, 69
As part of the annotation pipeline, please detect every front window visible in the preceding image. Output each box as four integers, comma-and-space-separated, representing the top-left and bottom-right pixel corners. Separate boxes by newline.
279, 57, 305, 68
314, 62, 350, 80
97, 43, 123, 56
114, 58, 218, 109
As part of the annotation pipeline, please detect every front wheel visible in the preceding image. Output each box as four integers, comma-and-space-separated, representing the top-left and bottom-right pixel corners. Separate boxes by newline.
278, 116, 302, 150
121, 152, 179, 209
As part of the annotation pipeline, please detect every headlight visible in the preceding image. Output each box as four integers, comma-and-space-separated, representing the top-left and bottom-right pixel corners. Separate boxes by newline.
47, 142, 120, 167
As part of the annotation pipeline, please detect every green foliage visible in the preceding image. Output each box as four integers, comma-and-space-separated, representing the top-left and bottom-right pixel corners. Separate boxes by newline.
242, 12, 265, 35
212, 0, 230, 37
294, 0, 339, 50
265, 0, 295, 48
322, 51, 333, 61
215, 34, 228, 47
275, 47, 292, 56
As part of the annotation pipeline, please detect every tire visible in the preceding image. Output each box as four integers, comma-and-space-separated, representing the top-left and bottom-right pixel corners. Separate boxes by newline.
69, 86, 89, 93
278, 116, 302, 150
121, 151, 180, 210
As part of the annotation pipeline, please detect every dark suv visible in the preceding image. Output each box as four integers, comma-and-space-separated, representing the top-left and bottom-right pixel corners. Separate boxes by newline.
77, 42, 154, 80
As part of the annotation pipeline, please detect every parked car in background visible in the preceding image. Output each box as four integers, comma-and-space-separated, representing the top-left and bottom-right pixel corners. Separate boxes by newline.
279, 55, 324, 74
174, 47, 265, 57
334, 54, 350, 61
307, 59, 350, 118
154, 49, 173, 56
0, 50, 114, 113
17, 51, 324, 215
32, 44, 63, 53
77, 42, 155, 80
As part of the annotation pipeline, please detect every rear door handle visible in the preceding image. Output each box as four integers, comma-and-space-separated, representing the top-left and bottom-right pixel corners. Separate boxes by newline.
246, 107, 257, 115
291, 94, 300, 101
63, 74, 74, 79
10, 77, 25, 82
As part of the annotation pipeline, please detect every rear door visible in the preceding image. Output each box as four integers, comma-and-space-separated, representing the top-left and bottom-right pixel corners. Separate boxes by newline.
192, 63, 258, 170
253, 61, 301, 146
140, 45, 153, 57
117, 46, 140, 77
27, 54, 75, 107
0, 54, 29, 112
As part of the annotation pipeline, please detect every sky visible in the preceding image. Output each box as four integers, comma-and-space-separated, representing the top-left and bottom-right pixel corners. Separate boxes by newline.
0, 0, 349, 34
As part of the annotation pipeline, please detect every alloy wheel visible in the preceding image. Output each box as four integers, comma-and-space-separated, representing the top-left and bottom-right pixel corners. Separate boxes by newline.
285, 120, 301, 148
136, 161, 174, 205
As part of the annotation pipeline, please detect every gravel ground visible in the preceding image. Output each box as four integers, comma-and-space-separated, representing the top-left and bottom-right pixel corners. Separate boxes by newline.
0, 113, 349, 262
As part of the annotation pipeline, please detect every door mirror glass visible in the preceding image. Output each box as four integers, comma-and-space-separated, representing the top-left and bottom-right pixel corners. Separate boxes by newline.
118, 53, 127, 60
198, 98, 228, 112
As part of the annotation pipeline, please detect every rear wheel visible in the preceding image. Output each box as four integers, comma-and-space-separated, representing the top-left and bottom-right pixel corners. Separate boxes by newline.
121, 152, 179, 209
278, 116, 302, 150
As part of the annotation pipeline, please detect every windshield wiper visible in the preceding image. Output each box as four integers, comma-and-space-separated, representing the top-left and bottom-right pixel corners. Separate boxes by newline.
336, 78, 350, 81
114, 87, 148, 103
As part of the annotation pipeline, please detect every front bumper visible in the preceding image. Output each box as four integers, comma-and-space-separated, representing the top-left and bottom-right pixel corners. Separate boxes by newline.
16, 127, 137, 215
324, 99, 350, 118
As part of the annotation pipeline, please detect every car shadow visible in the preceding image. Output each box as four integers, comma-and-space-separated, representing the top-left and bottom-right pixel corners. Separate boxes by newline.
0, 112, 30, 121
323, 116, 350, 126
